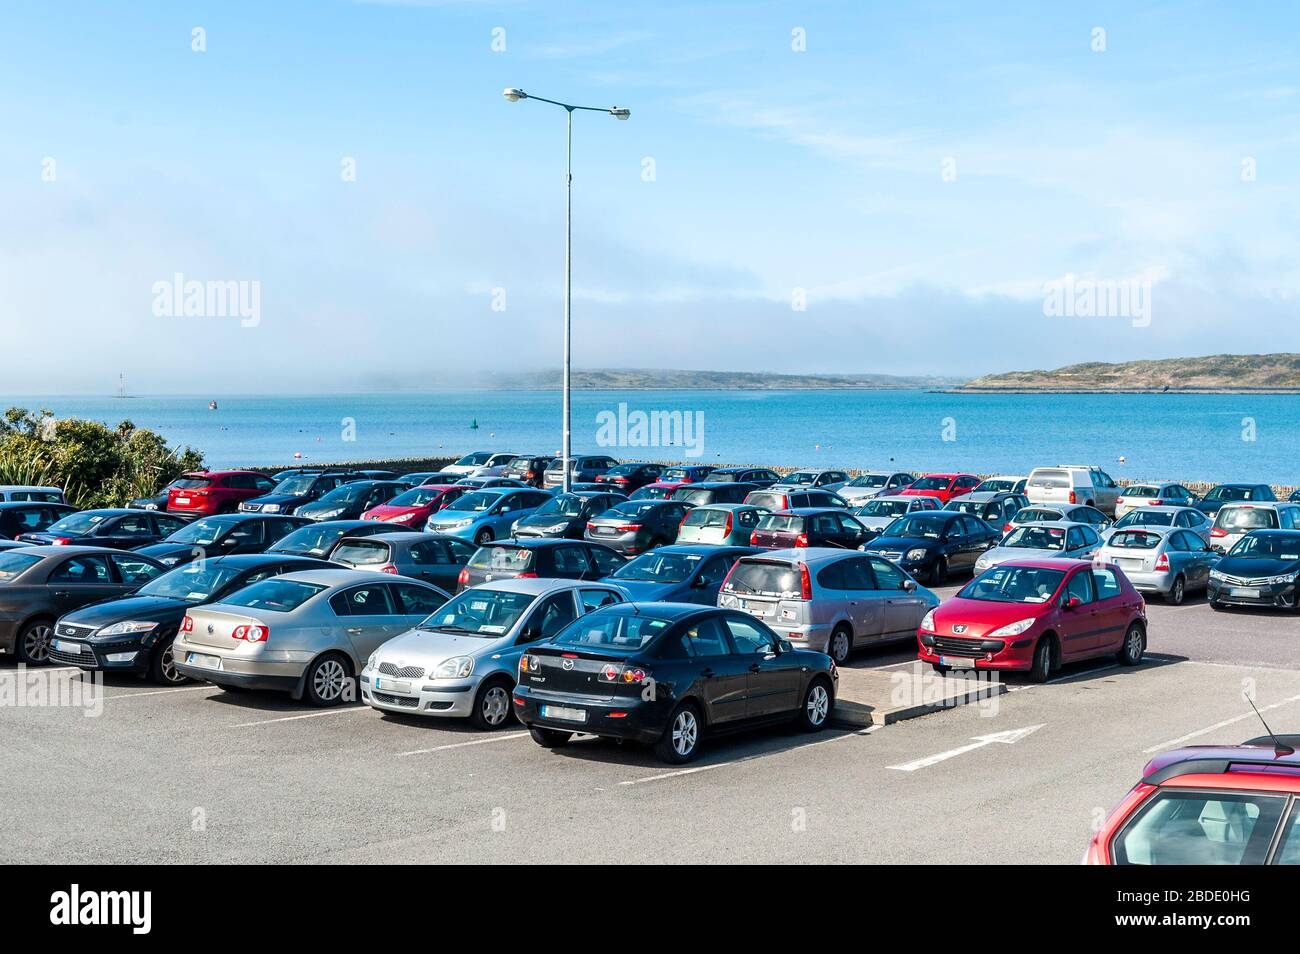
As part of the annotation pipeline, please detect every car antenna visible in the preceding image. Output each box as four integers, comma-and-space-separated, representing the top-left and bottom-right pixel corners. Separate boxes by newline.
1244, 691, 1295, 756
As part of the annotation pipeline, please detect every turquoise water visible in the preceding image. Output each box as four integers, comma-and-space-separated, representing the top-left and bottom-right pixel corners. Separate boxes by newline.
2, 390, 1297, 483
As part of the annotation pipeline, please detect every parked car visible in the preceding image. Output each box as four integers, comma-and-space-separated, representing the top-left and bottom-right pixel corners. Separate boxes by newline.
718, 548, 938, 665
744, 487, 850, 511
458, 538, 625, 590
1115, 481, 1198, 519
1210, 502, 1300, 554
973, 521, 1104, 574
917, 558, 1148, 681
362, 578, 625, 728
658, 465, 715, 488
330, 532, 477, 591
1025, 465, 1121, 515
899, 473, 981, 505
503, 455, 555, 488
772, 470, 850, 492
295, 480, 407, 521
444, 451, 505, 476
1010, 503, 1111, 533
136, 513, 311, 567
0, 546, 165, 663
583, 499, 693, 555
973, 475, 1028, 495
943, 491, 1027, 528
1085, 736, 1300, 864
1107, 505, 1212, 543
749, 508, 870, 549
606, 545, 757, 603
1095, 526, 1218, 605
172, 568, 451, 705
239, 471, 360, 514
0, 485, 66, 504
705, 467, 781, 488
851, 495, 939, 535
360, 483, 468, 527
352, 470, 398, 481
838, 471, 915, 506
0, 502, 76, 540
542, 454, 620, 489
425, 487, 552, 544
394, 470, 462, 489
465, 453, 520, 478
860, 511, 1001, 585
1208, 530, 1300, 612
629, 482, 679, 500
514, 602, 838, 763
128, 478, 185, 511
18, 509, 188, 549
593, 462, 665, 493
453, 476, 530, 492
49, 554, 333, 683
1194, 482, 1277, 518
676, 504, 769, 546
267, 519, 419, 559
510, 491, 627, 539
166, 471, 280, 517
673, 481, 758, 506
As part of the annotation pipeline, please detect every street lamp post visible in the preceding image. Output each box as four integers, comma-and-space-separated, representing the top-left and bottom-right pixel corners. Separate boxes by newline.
503, 88, 629, 492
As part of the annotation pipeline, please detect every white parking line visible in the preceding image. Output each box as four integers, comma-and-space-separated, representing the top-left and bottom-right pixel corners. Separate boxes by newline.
233, 706, 368, 728
104, 686, 211, 700
619, 727, 878, 787
397, 731, 530, 756
1143, 693, 1300, 753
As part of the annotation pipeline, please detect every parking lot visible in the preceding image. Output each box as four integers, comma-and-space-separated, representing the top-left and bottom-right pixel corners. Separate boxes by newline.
5, 587, 1299, 864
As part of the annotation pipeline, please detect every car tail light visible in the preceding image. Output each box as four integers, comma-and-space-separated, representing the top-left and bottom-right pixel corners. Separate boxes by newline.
749, 531, 759, 545
795, 532, 809, 547
598, 663, 650, 684
232, 624, 269, 642
515, 571, 538, 578
799, 562, 812, 600
723, 513, 733, 537
181, 615, 194, 633
1210, 526, 1227, 537
586, 522, 598, 532
379, 564, 398, 574
525, 471, 536, 479
457, 567, 470, 586
1068, 491, 1077, 504
615, 524, 641, 533
1002, 523, 1012, 532
51, 537, 72, 545
1148, 498, 1163, 506
1154, 553, 1170, 571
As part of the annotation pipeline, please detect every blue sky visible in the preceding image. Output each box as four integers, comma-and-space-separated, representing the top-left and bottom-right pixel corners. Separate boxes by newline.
2, 0, 1298, 392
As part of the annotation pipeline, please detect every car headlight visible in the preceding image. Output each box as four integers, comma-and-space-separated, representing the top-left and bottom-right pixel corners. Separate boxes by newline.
262, 504, 281, 513
97, 620, 158, 636
390, 512, 415, 523
160, 557, 181, 566
365, 653, 377, 670
987, 618, 1036, 639
1209, 569, 1226, 582
905, 548, 928, 562
920, 609, 936, 631
511, 520, 520, 533
435, 656, 474, 679
448, 518, 473, 529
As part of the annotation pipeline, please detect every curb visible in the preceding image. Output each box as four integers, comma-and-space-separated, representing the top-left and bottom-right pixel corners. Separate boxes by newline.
830, 680, 1009, 728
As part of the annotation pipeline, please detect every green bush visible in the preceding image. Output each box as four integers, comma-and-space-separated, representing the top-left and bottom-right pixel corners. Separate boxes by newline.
0, 407, 204, 509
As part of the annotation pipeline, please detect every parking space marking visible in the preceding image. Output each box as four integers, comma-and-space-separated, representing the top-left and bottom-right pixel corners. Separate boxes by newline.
887, 724, 1044, 772
103, 686, 211, 700
619, 727, 878, 787
1142, 693, 1300, 753
233, 706, 368, 728
397, 731, 529, 757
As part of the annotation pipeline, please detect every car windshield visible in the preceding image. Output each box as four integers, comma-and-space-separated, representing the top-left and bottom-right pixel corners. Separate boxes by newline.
1027, 469, 1070, 489
1002, 526, 1066, 550
782, 472, 818, 485
548, 612, 670, 652
47, 512, 108, 534
270, 524, 350, 555
1227, 535, 1300, 560
389, 486, 444, 507
1124, 485, 1161, 498
317, 483, 372, 504
848, 474, 890, 488
979, 479, 1015, 492
444, 491, 504, 513
601, 501, 662, 519
604, 464, 642, 477
139, 562, 248, 601
682, 508, 729, 528
1206, 486, 1256, 501
1216, 507, 1278, 531
332, 541, 390, 565
468, 546, 535, 572
611, 551, 702, 583
1106, 530, 1163, 550
419, 588, 535, 635
172, 476, 212, 490
881, 515, 947, 539
708, 471, 742, 482
164, 517, 233, 546
221, 579, 327, 612
0, 552, 42, 581
858, 499, 910, 517
757, 514, 804, 533
534, 494, 586, 517
663, 468, 697, 481
274, 476, 319, 495
675, 488, 717, 505
910, 477, 952, 491
959, 566, 1066, 603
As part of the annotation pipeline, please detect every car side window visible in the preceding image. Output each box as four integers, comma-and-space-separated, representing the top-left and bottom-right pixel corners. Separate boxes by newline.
329, 585, 395, 616
587, 545, 624, 576
1113, 791, 1286, 865
579, 588, 622, 613
553, 545, 593, 574
680, 617, 730, 656
1066, 527, 1085, 550
529, 592, 579, 642
1065, 570, 1096, 605
725, 617, 776, 655
737, 509, 759, 528
867, 557, 908, 590
1092, 566, 1122, 600
229, 521, 264, 545
154, 516, 187, 536
114, 515, 154, 537
390, 583, 447, 616
109, 555, 161, 585
839, 558, 876, 590
697, 556, 732, 589
48, 555, 112, 584
815, 562, 847, 590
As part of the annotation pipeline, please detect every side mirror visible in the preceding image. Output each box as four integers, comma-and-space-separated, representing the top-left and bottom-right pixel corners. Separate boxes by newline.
903, 579, 917, 592
690, 574, 708, 588
778, 640, 793, 654
1064, 596, 1081, 610
1211, 545, 1226, 555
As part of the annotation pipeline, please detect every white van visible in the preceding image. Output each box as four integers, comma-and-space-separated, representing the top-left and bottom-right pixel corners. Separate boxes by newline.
1024, 466, 1120, 515
0, 485, 66, 504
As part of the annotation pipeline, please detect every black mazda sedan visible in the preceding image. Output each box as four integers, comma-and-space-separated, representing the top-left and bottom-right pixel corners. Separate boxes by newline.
513, 603, 837, 764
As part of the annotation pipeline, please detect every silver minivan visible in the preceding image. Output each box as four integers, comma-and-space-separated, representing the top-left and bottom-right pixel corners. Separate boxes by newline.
717, 548, 939, 664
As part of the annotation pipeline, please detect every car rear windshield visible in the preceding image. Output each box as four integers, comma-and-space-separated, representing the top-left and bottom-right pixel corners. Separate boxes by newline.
456, 453, 493, 466
1027, 469, 1070, 488
674, 488, 718, 505
910, 476, 951, 490
663, 467, 698, 481
332, 541, 392, 565
1106, 530, 1162, 550
548, 613, 670, 652
172, 477, 213, 490
745, 492, 785, 510
1205, 486, 1258, 501
1115, 510, 1175, 528
782, 472, 818, 485
47, 512, 107, 534
1215, 507, 1278, 531
1016, 508, 1063, 523
0, 552, 42, 581
946, 500, 988, 516
222, 579, 327, 612
682, 508, 728, 528
1123, 485, 1161, 498
978, 479, 1015, 492
601, 501, 662, 519
468, 546, 535, 572
1228, 535, 1300, 560
959, 566, 1065, 603
756, 514, 804, 533
1003, 526, 1066, 550
721, 560, 801, 598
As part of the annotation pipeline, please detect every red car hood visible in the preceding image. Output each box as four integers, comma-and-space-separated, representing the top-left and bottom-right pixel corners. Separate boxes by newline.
362, 504, 426, 521
930, 596, 1048, 639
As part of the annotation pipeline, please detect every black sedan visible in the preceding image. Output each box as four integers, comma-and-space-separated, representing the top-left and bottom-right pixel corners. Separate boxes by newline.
859, 511, 1001, 585
511, 491, 628, 539
17, 509, 189, 549
0, 501, 76, 540
48, 553, 333, 683
459, 538, 626, 591
238, 471, 359, 514
135, 513, 311, 568
514, 603, 837, 763
0, 546, 165, 663
593, 462, 664, 493
1195, 483, 1277, 517
294, 480, 406, 521
706, 467, 782, 489
266, 519, 419, 558
1208, 530, 1300, 612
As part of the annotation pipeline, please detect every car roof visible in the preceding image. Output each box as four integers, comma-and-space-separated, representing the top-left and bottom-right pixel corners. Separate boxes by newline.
991, 556, 1092, 570
681, 480, 753, 489
11, 544, 130, 558
953, 491, 1005, 502
1125, 504, 1198, 513
1105, 524, 1174, 537
60, 508, 139, 517
270, 567, 420, 586
0, 500, 72, 509
474, 576, 619, 597
865, 494, 919, 503
1009, 520, 1088, 531
738, 546, 858, 566
689, 502, 760, 512
0, 485, 62, 492
339, 531, 439, 543
1142, 738, 1300, 784
604, 601, 719, 621
196, 553, 328, 568
184, 470, 262, 477
778, 507, 846, 516
643, 543, 757, 557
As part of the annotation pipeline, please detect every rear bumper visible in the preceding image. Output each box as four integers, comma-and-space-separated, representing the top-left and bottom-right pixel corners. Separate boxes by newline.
171, 634, 309, 691
1121, 569, 1178, 594
173, 664, 301, 692
513, 686, 669, 743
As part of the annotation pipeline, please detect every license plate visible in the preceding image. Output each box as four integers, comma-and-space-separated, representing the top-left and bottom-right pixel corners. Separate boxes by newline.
373, 678, 411, 694
52, 639, 86, 655
541, 705, 587, 723
186, 652, 221, 670
175, 496, 190, 504
939, 655, 976, 669
742, 600, 773, 617
1231, 587, 1261, 599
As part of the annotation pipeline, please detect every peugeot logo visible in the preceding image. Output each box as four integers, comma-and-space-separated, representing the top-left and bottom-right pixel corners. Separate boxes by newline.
952, 624, 968, 634
561, 659, 575, 671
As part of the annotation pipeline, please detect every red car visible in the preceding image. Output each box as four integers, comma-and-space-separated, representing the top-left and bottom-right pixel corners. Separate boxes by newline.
167, 471, 279, 516
631, 465, 717, 499
360, 483, 466, 526
916, 557, 1147, 682
1086, 736, 1300, 864
900, 473, 981, 505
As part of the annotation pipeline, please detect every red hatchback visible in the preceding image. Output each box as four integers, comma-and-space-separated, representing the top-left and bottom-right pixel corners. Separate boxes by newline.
167, 471, 278, 516
1086, 736, 1300, 864
916, 557, 1147, 682
900, 473, 980, 505
360, 483, 467, 526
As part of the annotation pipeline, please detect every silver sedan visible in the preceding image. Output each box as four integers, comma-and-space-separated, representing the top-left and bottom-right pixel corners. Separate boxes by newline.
1095, 525, 1218, 604
974, 521, 1103, 574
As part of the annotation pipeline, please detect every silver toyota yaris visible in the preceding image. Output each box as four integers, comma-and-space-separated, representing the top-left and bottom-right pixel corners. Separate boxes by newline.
361, 577, 625, 729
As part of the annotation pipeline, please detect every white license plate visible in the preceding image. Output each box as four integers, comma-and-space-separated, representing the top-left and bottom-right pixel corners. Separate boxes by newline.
742, 600, 773, 617
373, 678, 412, 694
541, 705, 587, 723
939, 655, 976, 669
186, 652, 221, 670
53, 639, 86, 655
1230, 587, 1261, 599
175, 497, 190, 504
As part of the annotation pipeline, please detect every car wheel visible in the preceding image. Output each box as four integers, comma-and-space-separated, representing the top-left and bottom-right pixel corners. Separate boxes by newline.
1163, 575, 1186, 605
302, 653, 353, 707
15, 619, 53, 665
1209, 600, 1226, 612
930, 557, 948, 587
931, 662, 951, 675
797, 677, 833, 732
474, 528, 493, 546
1117, 623, 1145, 666
1028, 637, 1054, 683
654, 702, 702, 764
528, 726, 572, 748
827, 626, 852, 665
470, 678, 515, 730
149, 632, 189, 685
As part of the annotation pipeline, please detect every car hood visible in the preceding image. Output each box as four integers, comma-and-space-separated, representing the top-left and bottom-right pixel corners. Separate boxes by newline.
363, 505, 420, 520
856, 515, 897, 530
933, 596, 1048, 637
60, 595, 189, 629
372, 627, 509, 666
607, 580, 689, 601
515, 513, 577, 530
1216, 557, 1300, 577
297, 500, 352, 517
135, 543, 202, 562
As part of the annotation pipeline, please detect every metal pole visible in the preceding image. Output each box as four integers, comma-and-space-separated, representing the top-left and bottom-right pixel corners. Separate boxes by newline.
562, 107, 573, 493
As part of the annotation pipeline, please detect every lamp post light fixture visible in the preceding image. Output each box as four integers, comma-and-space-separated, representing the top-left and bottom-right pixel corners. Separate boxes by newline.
502, 88, 630, 492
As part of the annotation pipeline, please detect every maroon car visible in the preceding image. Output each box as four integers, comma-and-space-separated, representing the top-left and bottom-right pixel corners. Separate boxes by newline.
167, 471, 280, 517
749, 508, 872, 549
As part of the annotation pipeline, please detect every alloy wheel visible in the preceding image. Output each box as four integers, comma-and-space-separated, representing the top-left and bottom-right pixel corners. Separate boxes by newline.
1126, 627, 1143, 661
22, 623, 52, 663
671, 709, 698, 756
160, 643, 182, 683
831, 631, 850, 663
806, 684, 830, 725
313, 658, 348, 701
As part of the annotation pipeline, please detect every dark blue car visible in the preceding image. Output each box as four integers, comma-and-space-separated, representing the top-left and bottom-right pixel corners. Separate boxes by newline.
604, 544, 760, 603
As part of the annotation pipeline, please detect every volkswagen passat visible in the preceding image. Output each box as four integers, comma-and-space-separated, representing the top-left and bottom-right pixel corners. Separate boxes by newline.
361, 578, 624, 728
173, 569, 450, 705
513, 603, 838, 763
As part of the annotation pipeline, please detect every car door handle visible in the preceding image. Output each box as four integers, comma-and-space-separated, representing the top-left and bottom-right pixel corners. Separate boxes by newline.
749, 663, 762, 673
700, 668, 716, 678
53, 590, 70, 598
345, 627, 362, 635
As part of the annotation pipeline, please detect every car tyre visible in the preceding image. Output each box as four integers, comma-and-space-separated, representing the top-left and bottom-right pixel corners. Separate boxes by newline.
1117, 623, 1145, 666
1164, 575, 1186, 606
930, 557, 948, 587
654, 702, 702, 764
149, 631, 189, 685
528, 726, 572, 748
15, 619, 53, 665
1209, 600, 1226, 612
474, 528, 493, 546
1028, 637, 1054, 683
931, 662, 951, 675
827, 625, 853, 665
302, 652, 354, 707
797, 677, 833, 732
470, 677, 515, 730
